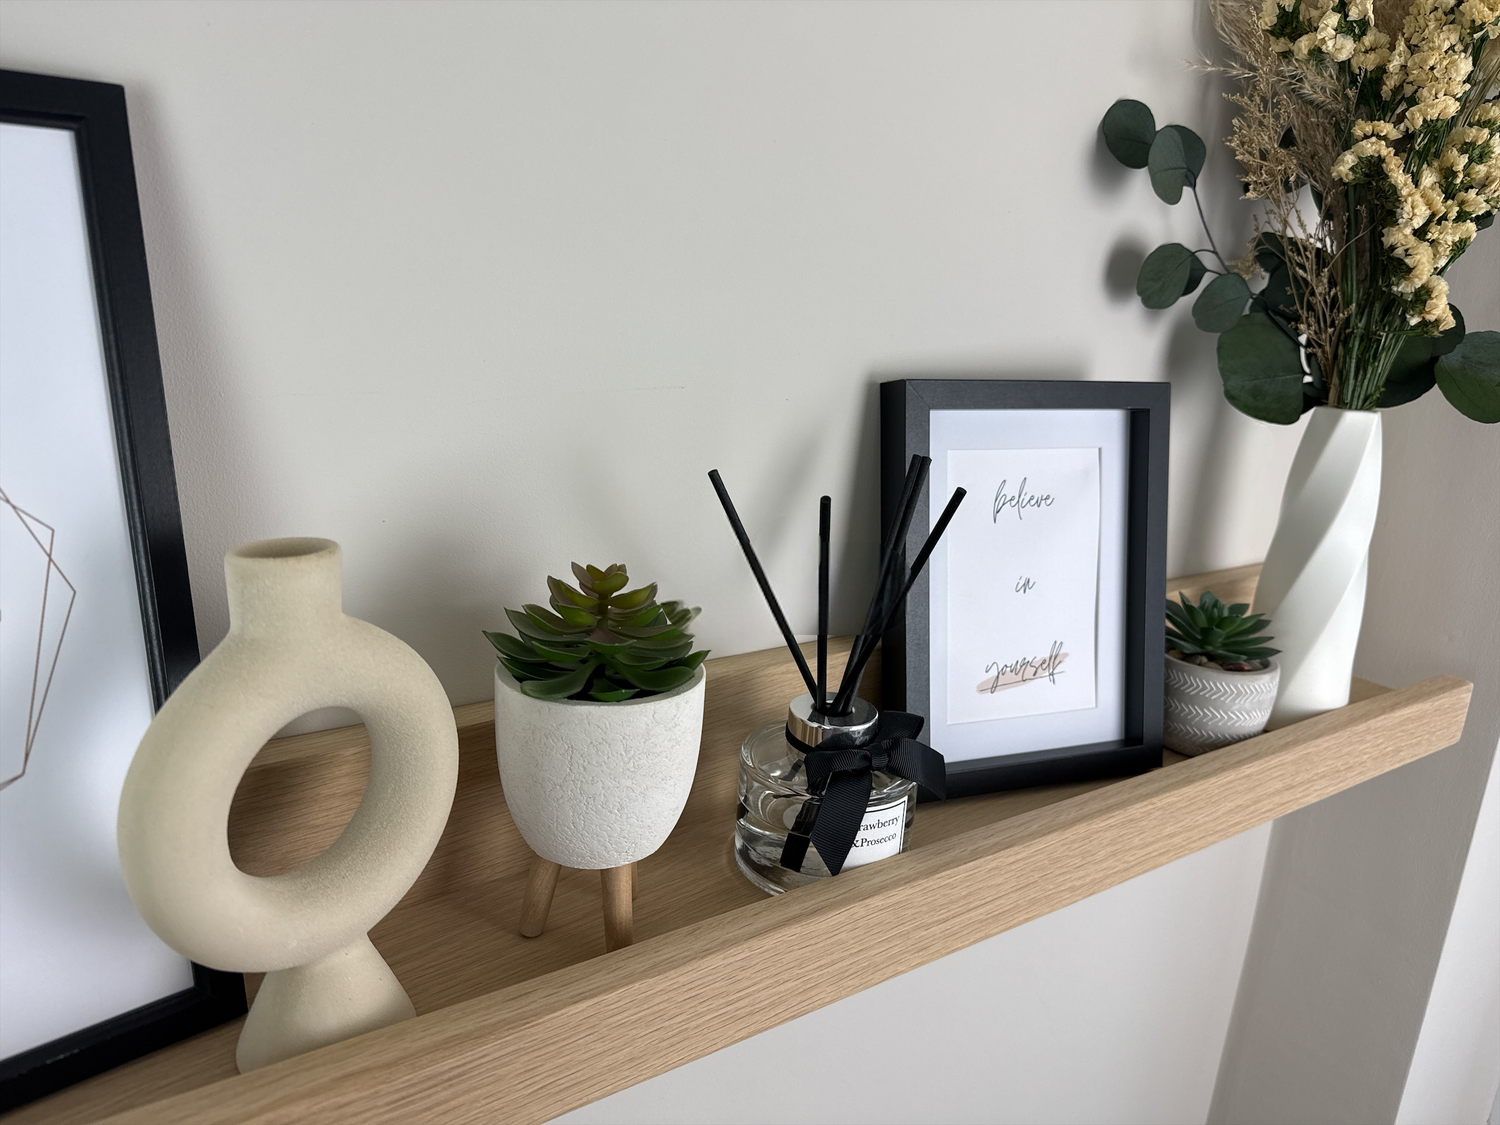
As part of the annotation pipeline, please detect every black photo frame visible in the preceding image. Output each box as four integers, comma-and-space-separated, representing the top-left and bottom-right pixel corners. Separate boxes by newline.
0, 69, 245, 1112
881, 379, 1169, 799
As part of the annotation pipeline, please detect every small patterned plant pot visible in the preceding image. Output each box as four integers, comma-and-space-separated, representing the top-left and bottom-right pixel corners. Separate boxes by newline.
1162, 653, 1280, 756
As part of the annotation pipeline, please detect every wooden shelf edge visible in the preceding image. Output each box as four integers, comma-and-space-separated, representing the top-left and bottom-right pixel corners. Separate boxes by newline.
105, 673, 1473, 1124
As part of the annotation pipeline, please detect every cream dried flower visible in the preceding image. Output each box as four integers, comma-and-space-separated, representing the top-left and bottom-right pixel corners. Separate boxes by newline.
1460, 0, 1500, 30
1352, 118, 1404, 138
1414, 276, 1456, 328
1385, 227, 1436, 292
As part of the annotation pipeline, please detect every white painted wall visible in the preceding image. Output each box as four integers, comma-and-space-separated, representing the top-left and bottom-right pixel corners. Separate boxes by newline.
0, 0, 1305, 708
2, 2, 1493, 1121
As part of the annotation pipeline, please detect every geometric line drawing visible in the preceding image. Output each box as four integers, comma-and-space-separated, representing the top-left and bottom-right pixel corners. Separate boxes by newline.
1, 484, 77, 790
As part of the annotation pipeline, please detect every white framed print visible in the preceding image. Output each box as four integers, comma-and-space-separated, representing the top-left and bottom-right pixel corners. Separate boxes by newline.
880, 379, 1169, 797
1, 69, 244, 1112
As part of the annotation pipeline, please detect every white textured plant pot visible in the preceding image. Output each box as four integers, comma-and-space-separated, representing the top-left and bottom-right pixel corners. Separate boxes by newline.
1253, 406, 1381, 729
494, 665, 706, 870
1163, 654, 1280, 756
117, 539, 459, 1073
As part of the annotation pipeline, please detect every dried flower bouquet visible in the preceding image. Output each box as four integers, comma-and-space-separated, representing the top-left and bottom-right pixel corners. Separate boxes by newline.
1104, 0, 1499, 423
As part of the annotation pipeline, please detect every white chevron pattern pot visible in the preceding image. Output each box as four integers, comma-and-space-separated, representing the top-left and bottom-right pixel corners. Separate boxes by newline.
1163, 654, 1280, 755
1252, 406, 1382, 730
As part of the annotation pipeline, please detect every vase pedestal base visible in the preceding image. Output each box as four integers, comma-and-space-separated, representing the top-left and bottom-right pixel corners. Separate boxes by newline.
236, 935, 416, 1073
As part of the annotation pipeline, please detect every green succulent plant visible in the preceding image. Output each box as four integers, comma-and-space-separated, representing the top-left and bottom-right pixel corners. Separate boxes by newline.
485, 563, 707, 702
1166, 591, 1280, 668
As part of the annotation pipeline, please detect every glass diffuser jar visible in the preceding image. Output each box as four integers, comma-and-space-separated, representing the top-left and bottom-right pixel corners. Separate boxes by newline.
733, 694, 915, 895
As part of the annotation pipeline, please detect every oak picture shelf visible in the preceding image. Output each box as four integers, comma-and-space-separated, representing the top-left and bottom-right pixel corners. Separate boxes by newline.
8, 564, 1472, 1125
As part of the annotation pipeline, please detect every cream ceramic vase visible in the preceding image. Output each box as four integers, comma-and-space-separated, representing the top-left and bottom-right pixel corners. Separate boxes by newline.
117, 539, 459, 1073
494, 665, 706, 869
1253, 406, 1382, 729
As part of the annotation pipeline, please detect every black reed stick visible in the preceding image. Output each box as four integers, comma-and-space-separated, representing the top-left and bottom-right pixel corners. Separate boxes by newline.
865, 456, 930, 651
708, 469, 819, 699
874, 486, 967, 638
835, 485, 967, 712
817, 495, 830, 713
830, 456, 928, 714
830, 466, 920, 715
879, 454, 924, 563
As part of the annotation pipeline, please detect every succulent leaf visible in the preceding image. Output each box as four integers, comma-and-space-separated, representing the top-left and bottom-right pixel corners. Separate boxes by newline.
520, 604, 577, 633
611, 651, 672, 670
499, 656, 554, 681
484, 630, 536, 661
530, 640, 589, 663
554, 603, 597, 627
1165, 591, 1280, 665
629, 639, 694, 662
612, 583, 658, 610
591, 570, 631, 596
611, 605, 663, 628
617, 664, 697, 693
488, 564, 706, 702
589, 686, 639, 702
507, 608, 570, 642
548, 576, 598, 609
519, 661, 599, 700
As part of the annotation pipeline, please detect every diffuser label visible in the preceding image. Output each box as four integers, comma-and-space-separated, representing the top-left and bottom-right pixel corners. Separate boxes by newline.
842, 799, 907, 869
945, 446, 1101, 724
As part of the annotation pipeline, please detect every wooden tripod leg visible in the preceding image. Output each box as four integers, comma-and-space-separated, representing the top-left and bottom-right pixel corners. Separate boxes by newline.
630, 860, 639, 900
519, 856, 562, 938
601, 865, 634, 951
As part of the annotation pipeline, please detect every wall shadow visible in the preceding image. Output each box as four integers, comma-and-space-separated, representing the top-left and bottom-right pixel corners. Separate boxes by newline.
124, 85, 273, 656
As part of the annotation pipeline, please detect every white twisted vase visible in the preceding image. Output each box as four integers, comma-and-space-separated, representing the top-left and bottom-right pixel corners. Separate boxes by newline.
1252, 406, 1382, 730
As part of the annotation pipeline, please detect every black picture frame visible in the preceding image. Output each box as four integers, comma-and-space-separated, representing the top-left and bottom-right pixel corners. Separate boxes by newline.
0, 68, 245, 1113
881, 379, 1169, 799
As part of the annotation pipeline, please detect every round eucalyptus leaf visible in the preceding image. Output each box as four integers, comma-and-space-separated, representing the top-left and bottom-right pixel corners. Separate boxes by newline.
1147, 124, 1205, 204
1216, 311, 1306, 424
1136, 243, 1197, 309
1193, 272, 1251, 333
1101, 99, 1156, 169
1184, 254, 1207, 296
1379, 308, 1464, 408
1165, 125, 1206, 180
1435, 330, 1500, 423
1432, 304, 1466, 357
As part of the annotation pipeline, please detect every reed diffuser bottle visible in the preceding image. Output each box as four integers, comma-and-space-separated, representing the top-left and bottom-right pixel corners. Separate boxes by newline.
709, 458, 964, 894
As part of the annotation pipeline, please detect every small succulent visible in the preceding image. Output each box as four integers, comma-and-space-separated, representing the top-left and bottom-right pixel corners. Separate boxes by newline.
1166, 591, 1279, 670
485, 563, 707, 702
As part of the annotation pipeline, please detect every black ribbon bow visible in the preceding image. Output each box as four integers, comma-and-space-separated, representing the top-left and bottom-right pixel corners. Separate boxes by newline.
780, 710, 946, 877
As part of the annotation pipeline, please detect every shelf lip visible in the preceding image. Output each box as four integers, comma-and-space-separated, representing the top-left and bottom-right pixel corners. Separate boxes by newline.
108, 672, 1473, 1125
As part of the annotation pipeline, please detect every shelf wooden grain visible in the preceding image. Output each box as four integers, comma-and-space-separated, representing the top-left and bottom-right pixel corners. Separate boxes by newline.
7, 565, 1471, 1125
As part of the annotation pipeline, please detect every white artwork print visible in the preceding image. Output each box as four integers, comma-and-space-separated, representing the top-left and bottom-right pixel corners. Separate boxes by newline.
945, 447, 1101, 725
0, 122, 194, 1059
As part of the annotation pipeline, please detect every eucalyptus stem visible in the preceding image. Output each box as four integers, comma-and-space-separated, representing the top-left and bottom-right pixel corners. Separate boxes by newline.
1191, 186, 1230, 271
